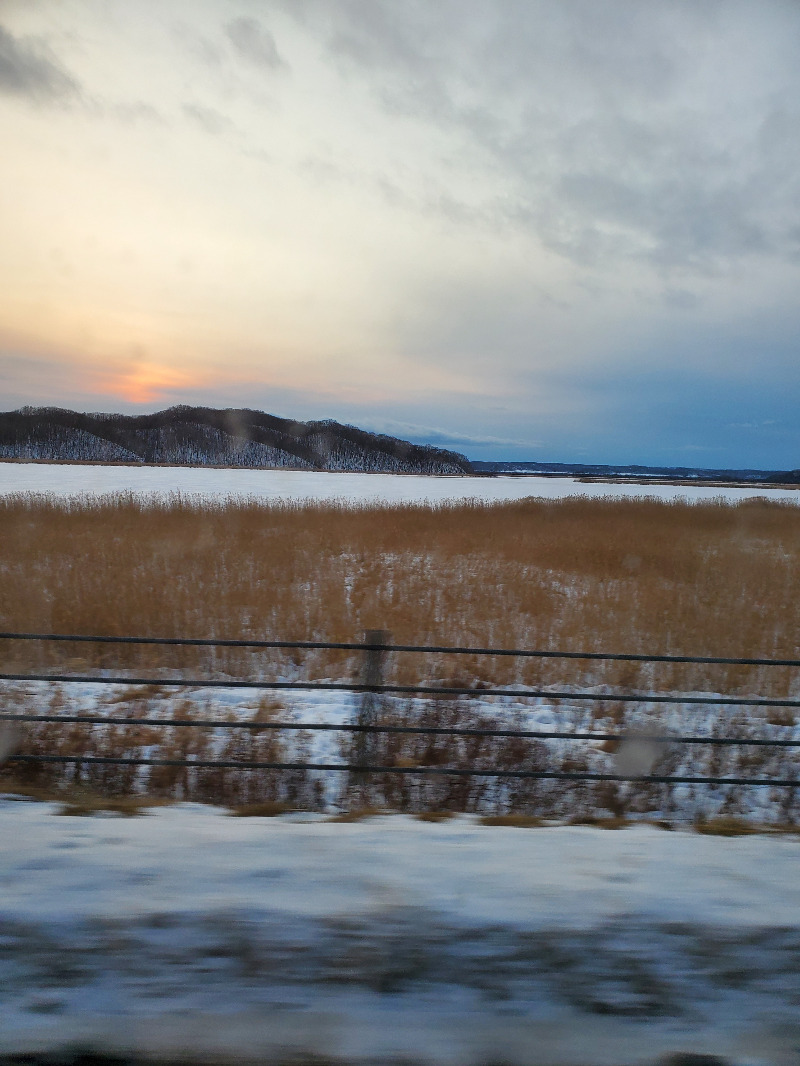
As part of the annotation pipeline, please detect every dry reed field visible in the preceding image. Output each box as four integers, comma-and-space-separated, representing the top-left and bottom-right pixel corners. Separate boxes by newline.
2, 491, 800, 817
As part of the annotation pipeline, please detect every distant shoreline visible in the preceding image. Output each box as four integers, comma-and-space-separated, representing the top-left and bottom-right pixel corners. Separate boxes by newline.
0, 458, 471, 478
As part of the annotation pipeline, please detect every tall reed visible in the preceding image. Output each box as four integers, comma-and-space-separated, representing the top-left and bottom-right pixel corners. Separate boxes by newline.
1, 493, 798, 694
2, 492, 800, 818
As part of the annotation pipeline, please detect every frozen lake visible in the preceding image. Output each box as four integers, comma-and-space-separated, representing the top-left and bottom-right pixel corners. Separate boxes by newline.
1, 461, 799, 505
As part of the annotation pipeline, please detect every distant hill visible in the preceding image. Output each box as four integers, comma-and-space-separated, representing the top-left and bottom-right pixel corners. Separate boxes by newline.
0, 406, 473, 475
472, 460, 789, 482
764, 469, 800, 484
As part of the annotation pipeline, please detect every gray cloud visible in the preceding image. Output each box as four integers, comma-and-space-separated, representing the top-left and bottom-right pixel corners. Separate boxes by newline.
102, 100, 164, 125
662, 288, 700, 311
0, 23, 79, 101
279, 1, 800, 276
173, 24, 224, 68
224, 17, 285, 71
0, 21, 170, 124
359, 418, 539, 449
0, 349, 97, 410
182, 101, 234, 136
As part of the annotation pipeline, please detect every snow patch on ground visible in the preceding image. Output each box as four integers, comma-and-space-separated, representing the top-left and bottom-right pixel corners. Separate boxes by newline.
7, 679, 800, 821
3, 804, 800, 1064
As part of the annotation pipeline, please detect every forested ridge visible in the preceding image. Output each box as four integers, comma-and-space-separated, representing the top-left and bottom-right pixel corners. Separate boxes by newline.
0, 406, 473, 475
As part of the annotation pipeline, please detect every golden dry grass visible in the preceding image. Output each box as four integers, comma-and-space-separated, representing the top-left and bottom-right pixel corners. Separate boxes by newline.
55, 793, 174, 817
478, 814, 545, 827
2, 492, 800, 816
1, 492, 799, 690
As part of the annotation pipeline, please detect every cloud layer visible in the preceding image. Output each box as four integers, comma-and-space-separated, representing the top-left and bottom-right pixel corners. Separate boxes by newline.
0, 23, 78, 101
0, 1, 798, 466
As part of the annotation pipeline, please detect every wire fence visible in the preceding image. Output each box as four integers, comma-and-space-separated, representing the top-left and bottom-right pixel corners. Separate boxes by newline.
1, 629, 799, 790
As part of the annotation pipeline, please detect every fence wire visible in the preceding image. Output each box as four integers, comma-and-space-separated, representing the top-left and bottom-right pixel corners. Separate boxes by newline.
2, 631, 799, 789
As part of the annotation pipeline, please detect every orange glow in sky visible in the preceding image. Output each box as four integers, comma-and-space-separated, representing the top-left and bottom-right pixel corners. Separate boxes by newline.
96, 362, 201, 404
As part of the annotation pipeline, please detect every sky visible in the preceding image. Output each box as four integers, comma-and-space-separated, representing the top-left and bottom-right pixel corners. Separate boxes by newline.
1, 0, 799, 467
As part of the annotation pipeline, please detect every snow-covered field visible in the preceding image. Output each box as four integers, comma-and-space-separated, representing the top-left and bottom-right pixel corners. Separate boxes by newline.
1, 461, 799, 504
8, 679, 800, 822
3, 801, 800, 1065
5, 465, 800, 1065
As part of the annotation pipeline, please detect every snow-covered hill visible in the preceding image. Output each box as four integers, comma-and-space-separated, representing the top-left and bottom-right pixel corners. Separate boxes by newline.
0, 406, 472, 475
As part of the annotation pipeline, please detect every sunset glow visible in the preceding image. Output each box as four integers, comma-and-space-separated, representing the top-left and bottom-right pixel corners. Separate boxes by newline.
1, 1, 799, 464
95, 363, 204, 406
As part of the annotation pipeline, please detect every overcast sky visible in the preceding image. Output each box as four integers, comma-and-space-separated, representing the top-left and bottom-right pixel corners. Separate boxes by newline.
1, 0, 799, 466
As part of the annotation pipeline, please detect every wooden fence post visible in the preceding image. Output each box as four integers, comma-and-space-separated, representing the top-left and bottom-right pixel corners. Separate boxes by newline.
352, 630, 391, 793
